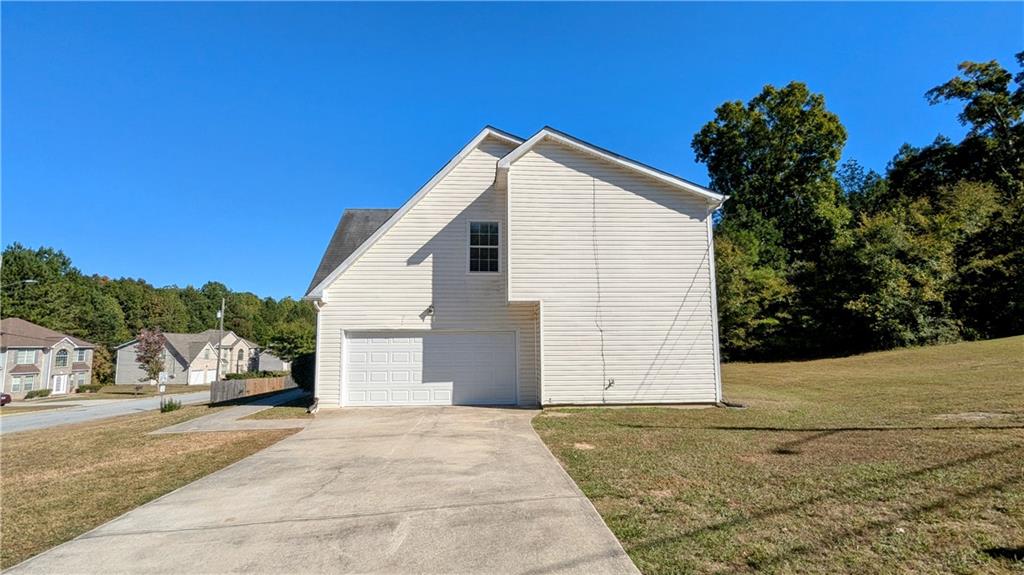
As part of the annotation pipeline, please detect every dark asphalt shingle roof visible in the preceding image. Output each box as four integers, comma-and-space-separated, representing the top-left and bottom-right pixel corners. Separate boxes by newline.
306, 208, 397, 296
0, 317, 95, 349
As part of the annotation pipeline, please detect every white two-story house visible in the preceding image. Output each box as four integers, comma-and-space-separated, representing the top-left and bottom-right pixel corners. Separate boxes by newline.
305, 126, 726, 407
0, 317, 95, 398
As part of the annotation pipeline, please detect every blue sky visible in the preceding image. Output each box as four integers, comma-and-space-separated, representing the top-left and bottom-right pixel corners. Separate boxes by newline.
3, 3, 1021, 299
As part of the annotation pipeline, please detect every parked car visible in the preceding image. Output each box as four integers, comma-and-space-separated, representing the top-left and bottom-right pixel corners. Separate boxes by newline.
0, 393, 11, 406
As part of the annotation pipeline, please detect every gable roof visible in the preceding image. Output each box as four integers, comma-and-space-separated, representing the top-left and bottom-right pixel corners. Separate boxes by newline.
304, 126, 525, 299
306, 209, 398, 296
497, 126, 727, 206
0, 317, 95, 349
162, 333, 217, 364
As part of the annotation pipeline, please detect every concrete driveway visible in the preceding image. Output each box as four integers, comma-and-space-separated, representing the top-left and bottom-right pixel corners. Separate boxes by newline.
7, 407, 639, 575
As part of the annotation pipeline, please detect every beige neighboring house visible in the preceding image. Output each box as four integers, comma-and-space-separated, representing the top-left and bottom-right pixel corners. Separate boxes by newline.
305, 126, 726, 408
114, 329, 284, 385
0, 317, 95, 399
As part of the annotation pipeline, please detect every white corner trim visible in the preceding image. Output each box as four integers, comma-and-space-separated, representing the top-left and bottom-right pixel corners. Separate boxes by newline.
305, 127, 524, 299
497, 127, 727, 205
705, 205, 724, 403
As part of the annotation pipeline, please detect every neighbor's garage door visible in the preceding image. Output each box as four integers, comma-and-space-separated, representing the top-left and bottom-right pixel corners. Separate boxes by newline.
345, 332, 516, 406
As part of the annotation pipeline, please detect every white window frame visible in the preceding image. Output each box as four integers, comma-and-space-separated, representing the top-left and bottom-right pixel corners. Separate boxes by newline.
15, 350, 35, 365
13, 374, 36, 392
76, 349, 87, 362
467, 220, 501, 274
55, 349, 69, 367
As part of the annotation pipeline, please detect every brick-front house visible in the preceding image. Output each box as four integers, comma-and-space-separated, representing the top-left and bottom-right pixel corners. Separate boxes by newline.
0, 317, 96, 398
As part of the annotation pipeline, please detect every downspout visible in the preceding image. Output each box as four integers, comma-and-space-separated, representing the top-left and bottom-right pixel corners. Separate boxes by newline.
312, 298, 324, 404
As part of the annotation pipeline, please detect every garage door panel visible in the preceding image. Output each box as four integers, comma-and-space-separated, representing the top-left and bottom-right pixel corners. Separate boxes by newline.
345, 332, 515, 406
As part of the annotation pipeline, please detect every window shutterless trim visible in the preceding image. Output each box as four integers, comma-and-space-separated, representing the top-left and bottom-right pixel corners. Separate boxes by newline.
467, 220, 501, 273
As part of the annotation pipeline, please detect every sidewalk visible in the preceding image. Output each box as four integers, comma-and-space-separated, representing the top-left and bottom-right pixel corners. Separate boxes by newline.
150, 388, 311, 434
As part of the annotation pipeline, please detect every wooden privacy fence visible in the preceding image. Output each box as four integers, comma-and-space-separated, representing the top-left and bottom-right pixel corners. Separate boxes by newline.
210, 376, 296, 404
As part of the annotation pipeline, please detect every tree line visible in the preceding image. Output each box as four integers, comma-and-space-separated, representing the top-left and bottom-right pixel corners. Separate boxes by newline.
700, 52, 1022, 360
0, 245, 316, 383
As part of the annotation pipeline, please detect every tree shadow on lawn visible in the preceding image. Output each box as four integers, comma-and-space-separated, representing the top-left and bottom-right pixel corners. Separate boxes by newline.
626, 444, 1023, 568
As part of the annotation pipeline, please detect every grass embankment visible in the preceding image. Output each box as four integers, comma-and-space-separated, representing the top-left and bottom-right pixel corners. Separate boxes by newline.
243, 394, 315, 420
0, 405, 70, 417
0, 404, 297, 569
51, 384, 211, 400
534, 336, 1024, 575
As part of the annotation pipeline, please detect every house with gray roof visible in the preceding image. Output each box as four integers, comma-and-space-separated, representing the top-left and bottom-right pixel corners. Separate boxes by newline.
114, 329, 287, 385
0, 317, 96, 398
305, 126, 726, 407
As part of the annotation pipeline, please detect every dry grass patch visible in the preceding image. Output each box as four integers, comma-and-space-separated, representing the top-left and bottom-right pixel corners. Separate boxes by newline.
242, 394, 315, 420
0, 406, 71, 417
534, 336, 1024, 575
48, 384, 211, 401
0, 404, 296, 569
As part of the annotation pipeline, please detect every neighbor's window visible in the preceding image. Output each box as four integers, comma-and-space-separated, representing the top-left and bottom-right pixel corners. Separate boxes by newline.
76, 349, 87, 362
15, 350, 35, 364
469, 221, 499, 272
55, 349, 69, 367
13, 375, 35, 392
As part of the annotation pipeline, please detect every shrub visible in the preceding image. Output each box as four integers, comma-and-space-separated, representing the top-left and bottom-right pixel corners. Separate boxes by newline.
76, 384, 104, 393
291, 352, 315, 392
224, 371, 288, 380
160, 397, 182, 412
24, 389, 52, 399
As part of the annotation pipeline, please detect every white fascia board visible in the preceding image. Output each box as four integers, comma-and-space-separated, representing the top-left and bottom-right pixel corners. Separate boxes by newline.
497, 128, 727, 206
305, 127, 524, 300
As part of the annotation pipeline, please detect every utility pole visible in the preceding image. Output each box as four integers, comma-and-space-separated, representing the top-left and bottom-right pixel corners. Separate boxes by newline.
215, 297, 225, 382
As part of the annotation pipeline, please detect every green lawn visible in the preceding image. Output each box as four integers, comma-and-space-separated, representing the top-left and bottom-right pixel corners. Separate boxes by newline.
0, 405, 297, 569
534, 336, 1024, 575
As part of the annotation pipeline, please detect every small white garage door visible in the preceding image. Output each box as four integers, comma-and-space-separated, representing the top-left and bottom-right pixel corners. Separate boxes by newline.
345, 332, 516, 406
205, 369, 217, 383
188, 370, 205, 385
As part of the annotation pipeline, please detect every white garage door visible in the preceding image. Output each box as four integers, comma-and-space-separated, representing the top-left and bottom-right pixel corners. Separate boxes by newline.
345, 332, 516, 406
205, 369, 217, 383
188, 370, 205, 385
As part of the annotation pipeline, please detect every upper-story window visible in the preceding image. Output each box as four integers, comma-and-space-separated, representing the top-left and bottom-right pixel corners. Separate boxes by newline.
55, 349, 69, 367
76, 349, 87, 362
468, 221, 499, 273
15, 350, 36, 364
204, 349, 211, 360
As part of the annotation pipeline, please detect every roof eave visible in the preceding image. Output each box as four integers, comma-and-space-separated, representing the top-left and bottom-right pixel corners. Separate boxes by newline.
497, 127, 725, 204
305, 126, 525, 299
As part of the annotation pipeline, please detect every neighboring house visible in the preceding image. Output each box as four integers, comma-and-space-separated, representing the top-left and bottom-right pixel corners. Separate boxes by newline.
115, 332, 219, 385
256, 350, 290, 372
0, 317, 95, 398
114, 329, 286, 384
305, 126, 726, 407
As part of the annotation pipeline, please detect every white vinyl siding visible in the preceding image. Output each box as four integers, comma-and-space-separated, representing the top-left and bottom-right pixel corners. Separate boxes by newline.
507, 139, 718, 404
317, 136, 539, 407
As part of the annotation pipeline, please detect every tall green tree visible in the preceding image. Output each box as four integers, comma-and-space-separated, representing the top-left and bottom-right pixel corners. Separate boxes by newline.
693, 82, 852, 357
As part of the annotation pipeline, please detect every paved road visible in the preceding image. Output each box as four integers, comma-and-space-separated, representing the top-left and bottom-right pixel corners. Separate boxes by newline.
0, 391, 211, 434
7, 407, 639, 574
